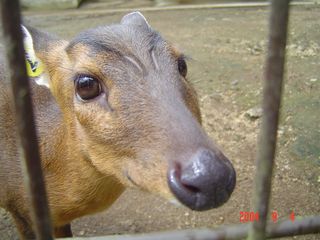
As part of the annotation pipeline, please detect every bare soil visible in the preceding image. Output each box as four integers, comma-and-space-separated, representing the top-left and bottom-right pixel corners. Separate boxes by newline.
0, 4, 319, 240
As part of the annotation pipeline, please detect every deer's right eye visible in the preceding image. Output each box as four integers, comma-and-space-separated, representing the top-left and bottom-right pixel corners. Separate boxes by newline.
75, 75, 102, 101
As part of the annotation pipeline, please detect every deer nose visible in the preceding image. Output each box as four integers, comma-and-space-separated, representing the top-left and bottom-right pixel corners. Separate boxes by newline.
167, 148, 236, 211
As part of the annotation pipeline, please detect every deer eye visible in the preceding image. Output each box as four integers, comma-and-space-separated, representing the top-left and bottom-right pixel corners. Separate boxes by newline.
178, 57, 187, 78
75, 75, 102, 101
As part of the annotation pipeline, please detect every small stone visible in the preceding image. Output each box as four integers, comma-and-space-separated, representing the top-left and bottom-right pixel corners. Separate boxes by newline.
310, 78, 317, 82
317, 176, 320, 183
304, 48, 316, 56
184, 212, 190, 217
251, 45, 263, 55
245, 107, 263, 119
78, 230, 85, 236
207, 17, 216, 21
278, 126, 285, 135
231, 80, 239, 86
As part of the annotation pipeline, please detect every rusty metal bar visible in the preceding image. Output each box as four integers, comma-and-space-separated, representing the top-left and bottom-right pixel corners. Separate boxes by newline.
266, 215, 320, 238
63, 216, 320, 240
0, 0, 53, 239
248, 0, 290, 239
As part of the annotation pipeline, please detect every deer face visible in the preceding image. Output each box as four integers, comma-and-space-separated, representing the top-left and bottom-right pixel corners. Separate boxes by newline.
23, 12, 235, 211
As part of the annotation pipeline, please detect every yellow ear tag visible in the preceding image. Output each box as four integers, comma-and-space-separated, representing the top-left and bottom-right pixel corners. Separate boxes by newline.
22, 25, 44, 78
25, 56, 44, 78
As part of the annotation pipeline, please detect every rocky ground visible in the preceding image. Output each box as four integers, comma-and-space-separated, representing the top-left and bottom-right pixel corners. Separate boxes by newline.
0, 3, 319, 240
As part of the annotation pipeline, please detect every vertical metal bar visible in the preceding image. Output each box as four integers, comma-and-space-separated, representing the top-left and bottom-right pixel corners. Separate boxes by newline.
0, 0, 53, 239
248, 0, 290, 239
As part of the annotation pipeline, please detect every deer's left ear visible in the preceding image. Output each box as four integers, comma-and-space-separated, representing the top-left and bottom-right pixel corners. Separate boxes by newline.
22, 25, 47, 87
21, 25, 64, 88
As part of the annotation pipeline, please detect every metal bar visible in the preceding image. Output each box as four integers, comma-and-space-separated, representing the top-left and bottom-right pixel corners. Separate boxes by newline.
63, 216, 320, 240
248, 0, 290, 239
0, 0, 53, 239
267, 215, 320, 238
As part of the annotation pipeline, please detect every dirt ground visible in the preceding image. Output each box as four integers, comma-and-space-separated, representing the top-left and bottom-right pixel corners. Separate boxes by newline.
0, 3, 319, 240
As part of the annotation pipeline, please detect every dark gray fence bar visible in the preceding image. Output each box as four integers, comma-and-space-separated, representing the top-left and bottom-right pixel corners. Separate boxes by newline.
0, 0, 53, 239
63, 216, 320, 240
248, 0, 290, 239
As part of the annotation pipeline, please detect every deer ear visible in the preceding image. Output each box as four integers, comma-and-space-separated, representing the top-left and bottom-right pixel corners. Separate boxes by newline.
121, 11, 150, 28
21, 25, 60, 88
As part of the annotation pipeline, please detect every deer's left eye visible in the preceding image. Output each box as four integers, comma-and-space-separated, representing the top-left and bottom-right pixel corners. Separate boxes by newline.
178, 57, 187, 78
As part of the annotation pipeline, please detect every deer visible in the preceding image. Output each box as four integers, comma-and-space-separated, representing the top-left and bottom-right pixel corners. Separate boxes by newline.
0, 12, 236, 239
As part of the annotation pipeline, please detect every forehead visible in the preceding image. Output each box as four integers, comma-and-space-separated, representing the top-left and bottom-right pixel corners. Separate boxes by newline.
66, 24, 164, 57
65, 24, 183, 81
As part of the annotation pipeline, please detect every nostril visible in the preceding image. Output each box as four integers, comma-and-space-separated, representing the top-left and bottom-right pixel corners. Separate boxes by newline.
181, 183, 200, 194
171, 163, 200, 194
171, 163, 200, 193
168, 164, 199, 210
